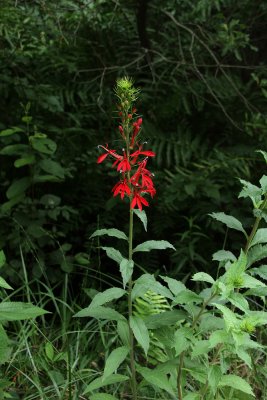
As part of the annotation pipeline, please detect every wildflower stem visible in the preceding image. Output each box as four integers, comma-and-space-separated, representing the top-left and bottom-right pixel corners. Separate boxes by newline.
128, 207, 138, 400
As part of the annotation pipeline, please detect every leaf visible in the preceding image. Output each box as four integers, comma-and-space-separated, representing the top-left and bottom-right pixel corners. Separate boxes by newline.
133, 209, 147, 231
30, 137, 57, 154
238, 179, 262, 206
173, 328, 190, 356
130, 315, 150, 356
0, 302, 48, 321
119, 259, 134, 289
83, 374, 128, 394
208, 365, 222, 394
227, 292, 249, 313
0, 324, 11, 365
241, 274, 265, 289
90, 288, 126, 308
212, 250, 236, 262
6, 177, 31, 199
45, 342, 54, 361
0, 144, 29, 155
138, 367, 176, 396
132, 274, 173, 300
209, 330, 230, 348
161, 276, 186, 295
260, 175, 267, 192
74, 305, 125, 321
101, 247, 123, 264
212, 304, 238, 331
39, 159, 65, 179
0, 277, 12, 290
133, 240, 175, 253
209, 212, 247, 237
247, 244, 267, 267
103, 346, 129, 380
144, 310, 186, 329
191, 340, 210, 358
0, 127, 23, 136
14, 154, 35, 167
192, 272, 214, 284
89, 395, 119, 400
0, 251, 6, 269
183, 394, 201, 400
250, 228, 267, 248
173, 289, 202, 305
90, 229, 128, 241
117, 320, 130, 347
218, 374, 255, 396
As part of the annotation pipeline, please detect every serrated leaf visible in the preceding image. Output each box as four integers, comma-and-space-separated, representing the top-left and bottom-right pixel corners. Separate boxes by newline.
103, 346, 129, 380
101, 247, 123, 264
130, 315, 149, 356
45, 342, 54, 361
228, 292, 249, 313
212, 304, 238, 331
241, 274, 265, 289
83, 374, 129, 394
250, 228, 267, 248
133, 240, 175, 253
161, 276, 186, 295
247, 244, 267, 267
173, 289, 202, 305
117, 320, 130, 347
191, 340, 210, 358
192, 272, 214, 284
144, 310, 186, 329
0, 277, 12, 290
75, 305, 125, 321
208, 365, 222, 394
212, 250, 237, 262
0, 324, 11, 365
138, 367, 176, 396
119, 259, 134, 289
90, 228, 128, 241
133, 209, 147, 231
209, 212, 247, 236
260, 175, 267, 192
239, 179, 262, 206
219, 374, 255, 396
0, 302, 48, 321
90, 288, 126, 308
173, 329, 190, 356
132, 274, 173, 300
209, 330, 230, 348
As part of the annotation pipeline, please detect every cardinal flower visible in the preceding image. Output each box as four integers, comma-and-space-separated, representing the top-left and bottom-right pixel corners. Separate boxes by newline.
112, 179, 132, 200
131, 191, 149, 211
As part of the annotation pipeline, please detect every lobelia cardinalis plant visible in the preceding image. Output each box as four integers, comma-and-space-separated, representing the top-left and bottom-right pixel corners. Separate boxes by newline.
75, 79, 267, 400
75, 77, 175, 400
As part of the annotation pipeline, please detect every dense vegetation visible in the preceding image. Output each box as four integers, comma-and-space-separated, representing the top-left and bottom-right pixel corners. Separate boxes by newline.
1, 0, 267, 398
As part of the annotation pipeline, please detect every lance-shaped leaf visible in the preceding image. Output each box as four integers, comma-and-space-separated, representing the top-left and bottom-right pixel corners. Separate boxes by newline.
119, 259, 134, 289
138, 367, 176, 397
103, 346, 129, 380
130, 315, 149, 356
133, 240, 175, 253
101, 247, 123, 264
90, 288, 126, 308
89, 394, 119, 400
218, 374, 255, 396
133, 209, 147, 231
83, 374, 129, 394
0, 302, 48, 321
74, 305, 126, 321
90, 229, 128, 241
209, 212, 247, 237
250, 228, 267, 248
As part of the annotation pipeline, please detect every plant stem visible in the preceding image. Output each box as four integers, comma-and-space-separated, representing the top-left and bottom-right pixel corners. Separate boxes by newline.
244, 195, 267, 254
128, 207, 137, 400
177, 292, 217, 399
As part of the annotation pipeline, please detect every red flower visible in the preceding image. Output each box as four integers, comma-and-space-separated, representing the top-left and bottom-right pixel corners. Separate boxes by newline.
115, 151, 131, 172
131, 191, 149, 211
97, 145, 122, 164
131, 117, 143, 147
112, 180, 131, 200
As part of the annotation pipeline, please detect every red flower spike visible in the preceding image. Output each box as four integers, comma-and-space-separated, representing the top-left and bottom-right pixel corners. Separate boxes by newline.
131, 192, 149, 211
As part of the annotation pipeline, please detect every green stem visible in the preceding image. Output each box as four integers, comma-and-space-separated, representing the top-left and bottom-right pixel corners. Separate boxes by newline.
244, 195, 267, 254
128, 207, 137, 400
177, 292, 217, 400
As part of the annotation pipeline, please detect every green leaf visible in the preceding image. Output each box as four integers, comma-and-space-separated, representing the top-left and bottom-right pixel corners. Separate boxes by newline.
183, 395, 201, 400
213, 304, 238, 331
83, 374, 128, 394
209, 212, 247, 237
30, 137, 57, 154
39, 159, 65, 179
1, 193, 25, 213
119, 259, 134, 289
0, 251, 6, 269
0, 324, 11, 365
90, 288, 126, 308
173, 329, 190, 356
191, 340, 210, 358
0, 277, 12, 290
239, 179, 262, 206
130, 315, 149, 356
144, 310, 186, 329
117, 320, 130, 347
247, 244, 267, 267
0, 302, 48, 321
173, 289, 202, 305
0, 127, 23, 136
45, 342, 55, 361
209, 330, 230, 348
133, 240, 175, 253
192, 272, 214, 284
227, 292, 249, 313
101, 247, 123, 264
103, 346, 129, 380
89, 395, 119, 400
257, 150, 267, 165
161, 276, 186, 295
132, 274, 173, 300
241, 274, 265, 289
6, 177, 31, 199
0, 144, 29, 156
219, 374, 255, 396
90, 228, 128, 241
208, 365, 222, 394
260, 175, 267, 192
212, 250, 236, 262
250, 228, 267, 248
138, 367, 176, 396
74, 305, 125, 321
14, 154, 35, 168
133, 209, 147, 231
